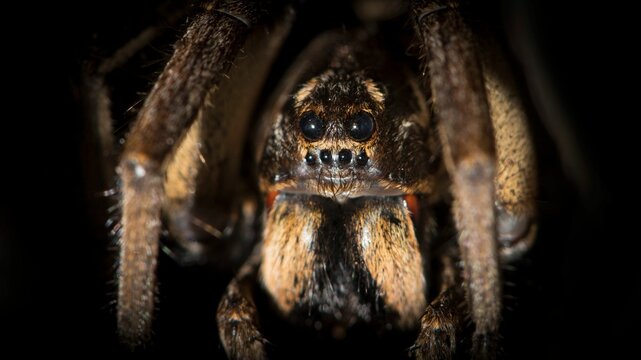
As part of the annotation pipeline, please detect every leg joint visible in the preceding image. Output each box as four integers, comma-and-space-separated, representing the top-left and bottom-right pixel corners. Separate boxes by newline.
455, 155, 495, 185
118, 152, 162, 184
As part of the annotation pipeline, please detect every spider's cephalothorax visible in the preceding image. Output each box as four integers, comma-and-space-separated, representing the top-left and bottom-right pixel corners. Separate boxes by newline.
257, 32, 432, 330
89, 0, 537, 358
259, 32, 432, 201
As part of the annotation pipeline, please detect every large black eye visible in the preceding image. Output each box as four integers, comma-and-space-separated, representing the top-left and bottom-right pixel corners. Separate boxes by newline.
348, 113, 375, 141
299, 113, 324, 141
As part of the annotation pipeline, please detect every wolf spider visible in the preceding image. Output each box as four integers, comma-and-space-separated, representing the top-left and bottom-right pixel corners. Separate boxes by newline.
86, 0, 536, 358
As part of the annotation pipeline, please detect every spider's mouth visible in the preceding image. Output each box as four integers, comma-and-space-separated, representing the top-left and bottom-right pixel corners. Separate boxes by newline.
265, 187, 420, 223
261, 157, 418, 202
269, 173, 406, 203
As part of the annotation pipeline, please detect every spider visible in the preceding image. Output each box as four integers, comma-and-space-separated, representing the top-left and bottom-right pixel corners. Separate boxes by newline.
85, 0, 537, 358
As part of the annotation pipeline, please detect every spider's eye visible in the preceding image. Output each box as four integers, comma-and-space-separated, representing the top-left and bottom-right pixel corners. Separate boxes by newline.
300, 113, 325, 141
348, 112, 375, 141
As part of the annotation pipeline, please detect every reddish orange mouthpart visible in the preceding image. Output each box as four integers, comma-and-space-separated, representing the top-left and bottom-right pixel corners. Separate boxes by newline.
403, 194, 419, 219
265, 191, 279, 211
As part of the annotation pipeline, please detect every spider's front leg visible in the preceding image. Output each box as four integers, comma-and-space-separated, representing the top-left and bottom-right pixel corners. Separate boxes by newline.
116, 0, 290, 347
412, 0, 500, 356
412, 0, 536, 357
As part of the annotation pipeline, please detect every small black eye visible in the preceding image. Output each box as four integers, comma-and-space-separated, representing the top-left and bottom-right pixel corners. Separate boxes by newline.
355, 151, 369, 166
299, 113, 324, 141
305, 151, 316, 165
348, 113, 375, 141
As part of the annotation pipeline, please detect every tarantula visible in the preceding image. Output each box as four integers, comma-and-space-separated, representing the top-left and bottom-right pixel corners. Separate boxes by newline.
86, 0, 536, 358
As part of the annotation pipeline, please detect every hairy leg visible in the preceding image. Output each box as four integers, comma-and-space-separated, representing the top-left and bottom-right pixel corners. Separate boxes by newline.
117, 0, 262, 346
411, 0, 500, 356
413, 247, 464, 360
81, 7, 188, 184
163, 7, 294, 264
480, 38, 537, 262
217, 249, 267, 360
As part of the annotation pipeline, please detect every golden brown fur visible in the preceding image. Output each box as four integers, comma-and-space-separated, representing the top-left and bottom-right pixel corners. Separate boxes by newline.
481, 39, 537, 260
351, 200, 426, 328
105, 1, 537, 357
260, 196, 319, 314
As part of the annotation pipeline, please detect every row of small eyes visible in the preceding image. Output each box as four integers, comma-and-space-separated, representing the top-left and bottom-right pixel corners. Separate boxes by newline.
299, 112, 375, 142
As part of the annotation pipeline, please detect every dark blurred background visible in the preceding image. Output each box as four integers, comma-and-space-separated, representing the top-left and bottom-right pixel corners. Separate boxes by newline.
2, 0, 637, 357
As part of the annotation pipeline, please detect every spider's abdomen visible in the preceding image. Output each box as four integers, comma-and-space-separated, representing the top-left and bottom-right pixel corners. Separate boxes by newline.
259, 194, 426, 329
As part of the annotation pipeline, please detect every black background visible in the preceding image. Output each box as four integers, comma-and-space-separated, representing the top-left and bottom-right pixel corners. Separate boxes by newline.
2, 0, 637, 357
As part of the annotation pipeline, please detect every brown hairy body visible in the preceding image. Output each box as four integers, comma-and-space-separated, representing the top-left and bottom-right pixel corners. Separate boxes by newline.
85, 0, 537, 358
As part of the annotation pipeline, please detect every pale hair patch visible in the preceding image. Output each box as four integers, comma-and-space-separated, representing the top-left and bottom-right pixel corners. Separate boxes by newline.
363, 79, 385, 105
294, 78, 319, 106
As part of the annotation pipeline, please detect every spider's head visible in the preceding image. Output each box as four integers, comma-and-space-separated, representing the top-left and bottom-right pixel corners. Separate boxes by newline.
287, 67, 388, 197
259, 36, 433, 201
